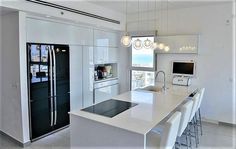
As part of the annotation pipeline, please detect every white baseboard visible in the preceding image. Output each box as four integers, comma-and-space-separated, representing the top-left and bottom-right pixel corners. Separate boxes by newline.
202, 117, 219, 124
0, 130, 31, 147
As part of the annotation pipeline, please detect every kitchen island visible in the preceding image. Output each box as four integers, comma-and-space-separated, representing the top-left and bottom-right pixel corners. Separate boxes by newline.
69, 84, 198, 149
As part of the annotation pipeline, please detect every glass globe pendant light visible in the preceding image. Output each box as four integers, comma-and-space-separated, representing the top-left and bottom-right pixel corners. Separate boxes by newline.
143, 0, 153, 49
158, 43, 165, 50
152, 42, 158, 49
121, 0, 132, 47
143, 38, 152, 49
164, 45, 170, 52
133, 0, 143, 50
164, 0, 170, 52
152, 30, 158, 50
121, 33, 131, 47
133, 38, 142, 50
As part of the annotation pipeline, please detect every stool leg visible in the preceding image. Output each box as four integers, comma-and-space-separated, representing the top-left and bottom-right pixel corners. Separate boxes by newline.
198, 109, 203, 136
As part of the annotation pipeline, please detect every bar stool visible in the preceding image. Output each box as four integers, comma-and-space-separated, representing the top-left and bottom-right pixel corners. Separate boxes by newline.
196, 88, 205, 136
176, 100, 194, 149
188, 93, 201, 148
147, 111, 182, 149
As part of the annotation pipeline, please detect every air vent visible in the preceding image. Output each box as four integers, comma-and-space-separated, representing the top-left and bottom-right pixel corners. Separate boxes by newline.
26, 0, 120, 24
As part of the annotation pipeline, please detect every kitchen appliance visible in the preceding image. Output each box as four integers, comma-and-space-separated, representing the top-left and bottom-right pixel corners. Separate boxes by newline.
94, 64, 114, 81
82, 99, 138, 118
172, 61, 195, 77
172, 76, 191, 86
27, 43, 70, 141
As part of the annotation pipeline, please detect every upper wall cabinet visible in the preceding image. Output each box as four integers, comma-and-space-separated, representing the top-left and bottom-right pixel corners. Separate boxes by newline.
93, 47, 118, 64
94, 29, 118, 47
26, 18, 93, 45
155, 35, 199, 54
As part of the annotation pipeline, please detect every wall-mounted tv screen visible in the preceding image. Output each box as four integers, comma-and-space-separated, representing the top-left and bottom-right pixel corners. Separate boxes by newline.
172, 61, 195, 76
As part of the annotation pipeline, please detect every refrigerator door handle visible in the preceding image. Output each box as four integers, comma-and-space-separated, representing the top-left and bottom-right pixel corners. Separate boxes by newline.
49, 47, 54, 127
52, 47, 57, 125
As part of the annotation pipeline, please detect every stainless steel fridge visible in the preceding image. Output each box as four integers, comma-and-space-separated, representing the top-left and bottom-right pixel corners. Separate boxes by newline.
27, 43, 70, 141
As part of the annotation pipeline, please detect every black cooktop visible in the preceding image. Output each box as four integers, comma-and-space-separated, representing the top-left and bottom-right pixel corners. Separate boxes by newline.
81, 99, 138, 118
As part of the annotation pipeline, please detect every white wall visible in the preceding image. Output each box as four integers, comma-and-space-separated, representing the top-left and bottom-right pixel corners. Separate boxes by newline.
128, 3, 235, 124
0, 11, 2, 131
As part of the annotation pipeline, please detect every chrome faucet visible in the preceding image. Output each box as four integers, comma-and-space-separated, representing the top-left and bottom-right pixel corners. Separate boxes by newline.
155, 71, 166, 91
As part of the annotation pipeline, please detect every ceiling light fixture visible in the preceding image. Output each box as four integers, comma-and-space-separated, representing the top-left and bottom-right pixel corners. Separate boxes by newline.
143, 0, 153, 49
133, 0, 143, 50
121, 0, 132, 47
164, 0, 170, 51
152, 0, 159, 50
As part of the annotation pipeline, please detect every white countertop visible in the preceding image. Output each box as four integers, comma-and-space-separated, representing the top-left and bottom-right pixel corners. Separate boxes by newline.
69, 84, 197, 135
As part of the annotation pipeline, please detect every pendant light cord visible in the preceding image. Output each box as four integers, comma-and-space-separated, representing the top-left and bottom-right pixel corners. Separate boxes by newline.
167, 0, 169, 35
155, 0, 157, 36
125, 0, 128, 32
138, 0, 140, 34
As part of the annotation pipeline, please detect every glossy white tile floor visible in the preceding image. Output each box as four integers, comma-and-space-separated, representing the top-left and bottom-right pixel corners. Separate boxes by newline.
0, 122, 235, 149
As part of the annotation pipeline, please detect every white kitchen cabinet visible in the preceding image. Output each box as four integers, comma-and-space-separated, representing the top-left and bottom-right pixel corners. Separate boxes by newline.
82, 46, 94, 108
26, 18, 93, 46
94, 29, 118, 47
106, 47, 118, 63
94, 83, 119, 104
155, 35, 199, 54
93, 47, 118, 64
70, 45, 83, 110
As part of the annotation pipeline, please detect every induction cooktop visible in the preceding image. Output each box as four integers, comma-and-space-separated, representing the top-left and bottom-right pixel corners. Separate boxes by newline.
81, 99, 138, 118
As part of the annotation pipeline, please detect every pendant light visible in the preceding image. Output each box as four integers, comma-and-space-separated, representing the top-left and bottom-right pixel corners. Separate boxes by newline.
159, 43, 165, 50
152, 30, 159, 49
133, 0, 143, 50
152, 0, 158, 50
158, 0, 165, 50
164, 0, 170, 52
143, 0, 152, 49
121, 0, 132, 47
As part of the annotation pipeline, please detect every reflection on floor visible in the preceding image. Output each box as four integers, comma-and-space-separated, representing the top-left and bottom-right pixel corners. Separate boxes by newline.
0, 122, 235, 149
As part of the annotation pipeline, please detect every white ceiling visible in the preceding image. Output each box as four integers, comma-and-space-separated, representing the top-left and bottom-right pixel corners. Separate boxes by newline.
87, 0, 230, 14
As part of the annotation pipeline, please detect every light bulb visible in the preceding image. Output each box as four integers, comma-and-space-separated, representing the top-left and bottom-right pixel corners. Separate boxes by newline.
133, 38, 142, 50
143, 38, 152, 49
158, 43, 165, 50
152, 42, 158, 50
121, 34, 132, 47
164, 45, 170, 52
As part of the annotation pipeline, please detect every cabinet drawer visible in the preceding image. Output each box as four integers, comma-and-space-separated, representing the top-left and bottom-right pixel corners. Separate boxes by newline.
94, 79, 118, 89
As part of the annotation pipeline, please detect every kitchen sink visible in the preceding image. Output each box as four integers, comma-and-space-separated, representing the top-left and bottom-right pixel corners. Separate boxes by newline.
139, 85, 168, 93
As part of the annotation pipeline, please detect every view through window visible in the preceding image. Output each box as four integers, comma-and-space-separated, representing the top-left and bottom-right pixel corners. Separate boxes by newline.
131, 37, 156, 90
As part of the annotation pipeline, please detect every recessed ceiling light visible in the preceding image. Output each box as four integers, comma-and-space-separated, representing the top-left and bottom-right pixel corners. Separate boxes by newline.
46, 15, 51, 18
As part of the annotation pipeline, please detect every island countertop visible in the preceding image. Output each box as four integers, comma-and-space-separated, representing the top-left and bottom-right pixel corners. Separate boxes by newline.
69, 84, 198, 135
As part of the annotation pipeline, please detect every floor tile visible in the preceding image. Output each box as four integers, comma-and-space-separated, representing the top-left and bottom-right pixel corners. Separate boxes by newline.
0, 122, 235, 149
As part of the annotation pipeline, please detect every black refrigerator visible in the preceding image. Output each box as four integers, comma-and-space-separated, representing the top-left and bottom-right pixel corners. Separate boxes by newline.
27, 43, 70, 141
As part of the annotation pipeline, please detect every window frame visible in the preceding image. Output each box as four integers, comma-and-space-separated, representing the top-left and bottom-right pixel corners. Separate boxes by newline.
129, 36, 157, 90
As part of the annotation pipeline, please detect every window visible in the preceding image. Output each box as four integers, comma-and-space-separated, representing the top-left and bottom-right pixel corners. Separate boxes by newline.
131, 37, 156, 90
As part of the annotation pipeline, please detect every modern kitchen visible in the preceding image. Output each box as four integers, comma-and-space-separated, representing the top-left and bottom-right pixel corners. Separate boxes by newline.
0, 0, 235, 149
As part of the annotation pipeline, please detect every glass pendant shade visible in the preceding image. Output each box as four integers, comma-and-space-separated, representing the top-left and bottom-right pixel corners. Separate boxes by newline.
143, 38, 152, 49
121, 34, 132, 47
151, 42, 158, 50
133, 38, 143, 50
158, 43, 165, 50
164, 45, 170, 52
